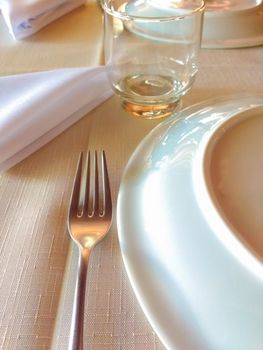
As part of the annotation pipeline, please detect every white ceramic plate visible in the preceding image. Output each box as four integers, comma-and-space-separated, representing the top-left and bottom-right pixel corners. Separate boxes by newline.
202, 0, 263, 48
117, 95, 263, 350
119, 0, 263, 49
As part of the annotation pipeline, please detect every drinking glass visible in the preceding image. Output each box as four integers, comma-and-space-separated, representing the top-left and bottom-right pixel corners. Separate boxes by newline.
102, 0, 205, 119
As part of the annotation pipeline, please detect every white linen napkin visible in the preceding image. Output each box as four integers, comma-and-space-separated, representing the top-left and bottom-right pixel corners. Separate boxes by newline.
0, 0, 86, 39
0, 66, 112, 172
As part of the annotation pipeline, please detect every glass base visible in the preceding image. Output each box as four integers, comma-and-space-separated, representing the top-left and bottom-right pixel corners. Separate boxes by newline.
122, 99, 181, 119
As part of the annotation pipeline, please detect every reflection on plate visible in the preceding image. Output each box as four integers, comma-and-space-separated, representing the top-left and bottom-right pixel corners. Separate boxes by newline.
117, 95, 263, 350
202, 0, 263, 48
120, 0, 263, 48
118, 0, 204, 43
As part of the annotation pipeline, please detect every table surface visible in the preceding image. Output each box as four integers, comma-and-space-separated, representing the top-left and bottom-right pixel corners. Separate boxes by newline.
0, 2, 263, 349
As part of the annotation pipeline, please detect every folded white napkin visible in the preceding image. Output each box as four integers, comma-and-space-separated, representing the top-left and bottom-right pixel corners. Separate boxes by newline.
0, 0, 85, 39
0, 66, 112, 171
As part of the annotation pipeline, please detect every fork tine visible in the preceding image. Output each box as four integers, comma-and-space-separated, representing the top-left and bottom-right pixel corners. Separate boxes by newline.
101, 150, 112, 217
85, 150, 99, 216
84, 150, 91, 215
69, 152, 83, 217
93, 150, 99, 214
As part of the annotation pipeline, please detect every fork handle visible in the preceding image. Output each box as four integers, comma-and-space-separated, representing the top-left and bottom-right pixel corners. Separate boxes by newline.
68, 247, 90, 350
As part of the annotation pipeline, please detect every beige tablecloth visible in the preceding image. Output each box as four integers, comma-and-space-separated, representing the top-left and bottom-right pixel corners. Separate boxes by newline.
0, 2, 263, 349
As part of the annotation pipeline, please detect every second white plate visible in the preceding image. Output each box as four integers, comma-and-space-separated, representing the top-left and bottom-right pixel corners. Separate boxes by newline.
202, 0, 263, 48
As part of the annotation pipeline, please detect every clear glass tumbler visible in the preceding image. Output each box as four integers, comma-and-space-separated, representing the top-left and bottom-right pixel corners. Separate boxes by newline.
102, 0, 205, 119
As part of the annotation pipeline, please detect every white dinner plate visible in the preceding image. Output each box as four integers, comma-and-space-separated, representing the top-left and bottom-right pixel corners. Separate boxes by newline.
202, 0, 263, 48
117, 94, 263, 350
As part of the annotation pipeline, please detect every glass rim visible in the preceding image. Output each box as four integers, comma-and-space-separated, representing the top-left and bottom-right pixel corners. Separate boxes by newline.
101, 0, 206, 22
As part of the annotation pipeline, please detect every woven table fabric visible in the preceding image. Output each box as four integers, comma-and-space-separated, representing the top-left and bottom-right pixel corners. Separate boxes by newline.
0, 2, 263, 348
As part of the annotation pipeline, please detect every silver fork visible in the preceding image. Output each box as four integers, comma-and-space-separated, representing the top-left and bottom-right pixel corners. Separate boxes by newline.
68, 150, 112, 350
